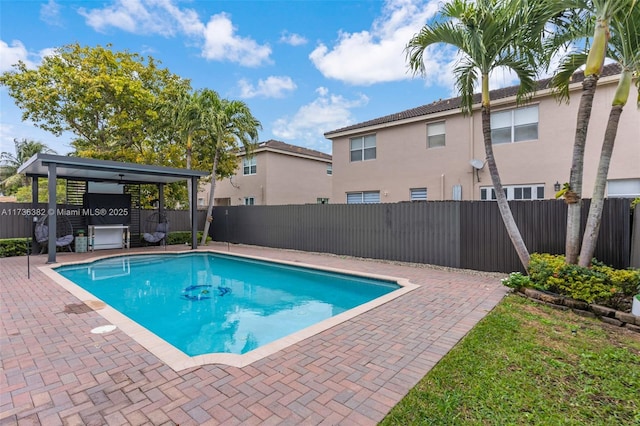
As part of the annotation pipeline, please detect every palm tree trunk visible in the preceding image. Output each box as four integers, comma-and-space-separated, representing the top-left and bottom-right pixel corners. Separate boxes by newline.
186, 133, 193, 226
565, 74, 598, 264
201, 150, 220, 245
578, 68, 631, 267
481, 104, 530, 270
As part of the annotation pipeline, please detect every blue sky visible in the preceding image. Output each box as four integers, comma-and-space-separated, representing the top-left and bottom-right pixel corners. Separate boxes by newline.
1, 0, 523, 156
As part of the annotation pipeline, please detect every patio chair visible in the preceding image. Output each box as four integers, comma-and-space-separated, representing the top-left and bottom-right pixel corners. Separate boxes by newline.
143, 212, 169, 246
34, 214, 74, 253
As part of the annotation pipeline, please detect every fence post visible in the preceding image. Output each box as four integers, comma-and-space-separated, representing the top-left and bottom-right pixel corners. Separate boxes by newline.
631, 206, 640, 268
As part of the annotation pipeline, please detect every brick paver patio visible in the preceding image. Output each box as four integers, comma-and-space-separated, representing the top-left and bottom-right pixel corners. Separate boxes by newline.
1, 243, 509, 425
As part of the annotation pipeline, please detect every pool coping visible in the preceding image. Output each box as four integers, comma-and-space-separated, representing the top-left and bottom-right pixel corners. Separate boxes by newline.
39, 249, 419, 371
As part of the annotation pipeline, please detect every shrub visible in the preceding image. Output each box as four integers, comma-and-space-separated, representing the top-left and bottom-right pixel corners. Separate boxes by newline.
501, 272, 531, 290
0, 238, 29, 258
527, 253, 640, 304
165, 231, 211, 245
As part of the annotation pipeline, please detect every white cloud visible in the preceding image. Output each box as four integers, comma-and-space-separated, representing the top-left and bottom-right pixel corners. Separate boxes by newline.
309, 0, 444, 85
78, 0, 270, 67
272, 88, 368, 153
0, 40, 37, 72
40, 0, 63, 27
280, 31, 307, 46
238, 76, 296, 99
202, 13, 271, 67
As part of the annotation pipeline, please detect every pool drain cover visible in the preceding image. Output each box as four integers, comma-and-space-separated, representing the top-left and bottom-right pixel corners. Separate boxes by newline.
91, 325, 117, 334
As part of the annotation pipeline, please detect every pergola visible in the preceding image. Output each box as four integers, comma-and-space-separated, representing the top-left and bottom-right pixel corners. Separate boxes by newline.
18, 154, 209, 263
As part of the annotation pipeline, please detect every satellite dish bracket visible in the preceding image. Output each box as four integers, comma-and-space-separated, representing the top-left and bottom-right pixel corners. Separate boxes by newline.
469, 159, 485, 182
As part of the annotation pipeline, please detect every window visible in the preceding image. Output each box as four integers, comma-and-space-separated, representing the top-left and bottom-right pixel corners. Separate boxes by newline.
427, 122, 445, 148
197, 198, 205, 206
243, 197, 255, 205
410, 188, 427, 201
243, 157, 256, 175
452, 184, 462, 200
317, 198, 329, 204
346, 191, 380, 204
607, 179, 640, 198
326, 164, 333, 175
481, 184, 545, 200
350, 135, 376, 162
490, 105, 538, 144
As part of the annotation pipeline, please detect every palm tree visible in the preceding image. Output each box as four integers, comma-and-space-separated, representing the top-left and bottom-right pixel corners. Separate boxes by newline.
199, 91, 261, 244
552, 0, 634, 264
160, 87, 207, 214
406, 0, 556, 269
577, 3, 639, 266
0, 138, 56, 194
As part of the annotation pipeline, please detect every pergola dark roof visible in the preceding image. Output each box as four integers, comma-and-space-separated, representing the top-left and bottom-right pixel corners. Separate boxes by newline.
18, 154, 209, 263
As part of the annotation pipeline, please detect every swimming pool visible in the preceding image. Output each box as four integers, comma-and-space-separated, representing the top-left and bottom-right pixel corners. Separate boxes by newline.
48, 251, 417, 369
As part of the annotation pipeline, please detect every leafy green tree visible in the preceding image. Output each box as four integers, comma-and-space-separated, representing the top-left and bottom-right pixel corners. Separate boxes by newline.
0, 43, 189, 162
199, 90, 261, 244
0, 138, 56, 195
406, 0, 556, 269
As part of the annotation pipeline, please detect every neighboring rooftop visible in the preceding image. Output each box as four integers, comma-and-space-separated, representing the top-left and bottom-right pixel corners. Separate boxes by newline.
249, 139, 332, 161
325, 63, 622, 136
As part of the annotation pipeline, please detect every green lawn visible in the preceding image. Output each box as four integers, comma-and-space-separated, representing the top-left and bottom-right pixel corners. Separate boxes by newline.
381, 294, 640, 425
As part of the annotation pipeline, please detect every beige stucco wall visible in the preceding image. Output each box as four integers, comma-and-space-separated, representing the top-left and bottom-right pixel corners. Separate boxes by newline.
198, 150, 332, 206
331, 77, 639, 202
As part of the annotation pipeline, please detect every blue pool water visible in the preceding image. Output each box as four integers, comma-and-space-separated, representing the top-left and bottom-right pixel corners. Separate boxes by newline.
55, 253, 399, 356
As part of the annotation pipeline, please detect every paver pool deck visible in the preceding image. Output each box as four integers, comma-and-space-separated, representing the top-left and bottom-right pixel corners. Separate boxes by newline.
1, 243, 509, 425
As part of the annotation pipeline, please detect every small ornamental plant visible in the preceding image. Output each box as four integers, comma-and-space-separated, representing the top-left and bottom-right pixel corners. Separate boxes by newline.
501, 272, 532, 290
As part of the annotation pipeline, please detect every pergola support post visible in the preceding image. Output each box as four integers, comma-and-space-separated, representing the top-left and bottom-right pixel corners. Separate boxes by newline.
47, 163, 57, 264
190, 177, 198, 249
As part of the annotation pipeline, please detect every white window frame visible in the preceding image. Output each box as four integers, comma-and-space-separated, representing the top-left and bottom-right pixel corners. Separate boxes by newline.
490, 105, 538, 144
427, 122, 445, 148
243, 197, 255, 205
243, 157, 256, 175
326, 164, 333, 175
607, 179, 640, 198
480, 184, 545, 201
346, 191, 380, 204
410, 188, 427, 201
350, 135, 376, 162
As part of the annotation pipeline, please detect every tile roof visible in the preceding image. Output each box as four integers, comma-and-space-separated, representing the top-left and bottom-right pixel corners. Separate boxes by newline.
325, 63, 621, 136
256, 139, 332, 161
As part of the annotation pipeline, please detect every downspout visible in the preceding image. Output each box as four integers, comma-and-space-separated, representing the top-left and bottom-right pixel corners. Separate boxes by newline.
440, 174, 445, 200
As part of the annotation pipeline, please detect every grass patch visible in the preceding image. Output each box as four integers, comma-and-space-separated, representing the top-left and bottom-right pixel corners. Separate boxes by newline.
381, 294, 640, 425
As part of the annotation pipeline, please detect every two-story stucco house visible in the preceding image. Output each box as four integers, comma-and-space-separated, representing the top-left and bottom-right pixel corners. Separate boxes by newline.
324, 65, 639, 204
198, 140, 332, 206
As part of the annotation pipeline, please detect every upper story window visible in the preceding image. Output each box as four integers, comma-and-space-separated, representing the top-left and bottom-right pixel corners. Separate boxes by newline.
607, 178, 640, 198
491, 105, 538, 144
326, 164, 333, 175
410, 188, 427, 201
346, 191, 380, 204
481, 184, 545, 200
350, 135, 376, 162
427, 122, 445, 148
244, 196, 255, 205
243, 157, 256, 175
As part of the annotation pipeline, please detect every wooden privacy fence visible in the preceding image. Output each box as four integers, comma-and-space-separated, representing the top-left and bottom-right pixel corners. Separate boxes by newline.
209, 199, 635, 273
